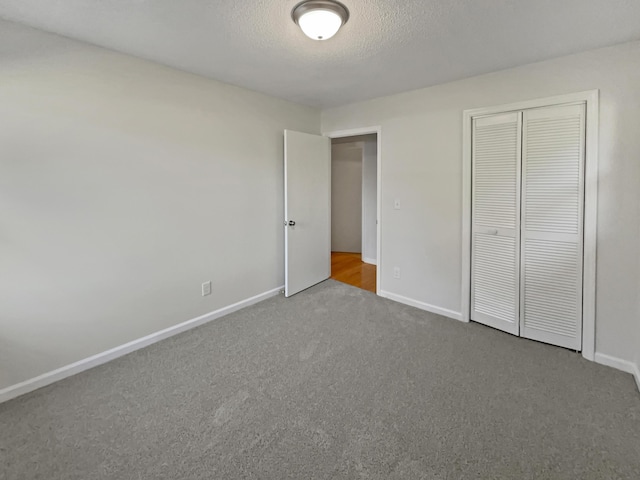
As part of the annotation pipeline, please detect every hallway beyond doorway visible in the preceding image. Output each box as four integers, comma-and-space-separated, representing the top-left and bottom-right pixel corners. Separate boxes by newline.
331, 252, 376, 293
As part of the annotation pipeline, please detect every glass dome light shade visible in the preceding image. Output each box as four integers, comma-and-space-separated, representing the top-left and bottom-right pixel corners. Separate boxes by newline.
292, 1, 349, 41
298, 9, 343, 40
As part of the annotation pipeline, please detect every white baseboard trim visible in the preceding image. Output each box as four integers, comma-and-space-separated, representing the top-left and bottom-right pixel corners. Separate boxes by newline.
594, 353, 640, 394
362, 257, 377, 266
594, 353, 640, 393
594, 352, 636, 374
0, 286, 283, 404
379, 290, 463, 322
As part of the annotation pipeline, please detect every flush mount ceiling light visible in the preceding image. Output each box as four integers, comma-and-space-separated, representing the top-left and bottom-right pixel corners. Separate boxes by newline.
291, 0, 350, 41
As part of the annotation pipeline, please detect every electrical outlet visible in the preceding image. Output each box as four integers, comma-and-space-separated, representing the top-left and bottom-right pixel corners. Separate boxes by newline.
202, 281, 212, 296
394, 199, 401, 210
393, 267, 401, 279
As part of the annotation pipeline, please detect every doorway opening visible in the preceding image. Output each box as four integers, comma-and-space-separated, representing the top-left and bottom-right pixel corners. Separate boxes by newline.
329, 134, 378, 293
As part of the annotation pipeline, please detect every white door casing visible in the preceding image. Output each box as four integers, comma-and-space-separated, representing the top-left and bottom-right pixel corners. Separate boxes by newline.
284, 130, 331, 297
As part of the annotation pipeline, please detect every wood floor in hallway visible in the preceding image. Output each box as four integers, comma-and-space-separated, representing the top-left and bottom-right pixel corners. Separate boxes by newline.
331, 252, 376, 293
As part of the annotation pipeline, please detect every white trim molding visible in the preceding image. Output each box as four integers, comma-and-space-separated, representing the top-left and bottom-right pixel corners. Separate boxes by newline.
323, 126, 382, 296
0, 286, 283, 404
594, 353, 640, 391
594, 352, 636, 373
461, 90, 599, 362
362, 257, 377, 266
380, 290, 463, 322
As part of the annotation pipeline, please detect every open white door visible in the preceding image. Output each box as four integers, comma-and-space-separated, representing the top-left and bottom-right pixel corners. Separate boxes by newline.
284, 130, 331, 297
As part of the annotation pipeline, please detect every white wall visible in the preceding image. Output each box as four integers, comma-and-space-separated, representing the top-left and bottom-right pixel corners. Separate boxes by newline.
0, 20, 320, 390
636, 320, 640, 390
331, 143, 362, 253
322, 40, 640, 364
636, 252, 640, 389
361, 136, 377, 264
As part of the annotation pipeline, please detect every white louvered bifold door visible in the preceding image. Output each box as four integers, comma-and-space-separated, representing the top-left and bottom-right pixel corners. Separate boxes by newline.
520, 104, 585, 350
471, 112, 522, 335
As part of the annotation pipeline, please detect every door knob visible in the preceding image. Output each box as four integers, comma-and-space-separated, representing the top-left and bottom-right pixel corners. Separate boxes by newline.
288, 220, 296, 226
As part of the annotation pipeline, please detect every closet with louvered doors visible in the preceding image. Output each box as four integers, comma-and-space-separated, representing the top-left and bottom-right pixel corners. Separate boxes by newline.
471, 103, 586, 350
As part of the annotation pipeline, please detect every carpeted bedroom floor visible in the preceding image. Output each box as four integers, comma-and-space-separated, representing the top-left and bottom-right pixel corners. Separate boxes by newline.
1, 280, 639, 479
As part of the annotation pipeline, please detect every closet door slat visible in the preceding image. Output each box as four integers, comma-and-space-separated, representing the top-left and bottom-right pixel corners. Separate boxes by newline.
471, 112, 521, 335
520, 104, 585, 350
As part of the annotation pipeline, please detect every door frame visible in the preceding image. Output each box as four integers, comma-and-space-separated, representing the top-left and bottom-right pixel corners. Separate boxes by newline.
323, 126, 382, 296
461, 90, 599, 361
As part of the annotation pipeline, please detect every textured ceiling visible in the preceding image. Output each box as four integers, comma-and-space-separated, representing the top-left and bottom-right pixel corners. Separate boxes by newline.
1, 0, 640, 107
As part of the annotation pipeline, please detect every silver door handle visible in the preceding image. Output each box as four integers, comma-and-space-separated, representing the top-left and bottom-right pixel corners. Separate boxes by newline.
284, 220, 296, 226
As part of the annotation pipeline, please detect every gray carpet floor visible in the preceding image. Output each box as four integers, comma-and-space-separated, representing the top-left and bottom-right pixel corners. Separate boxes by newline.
1, 280, 639, 480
